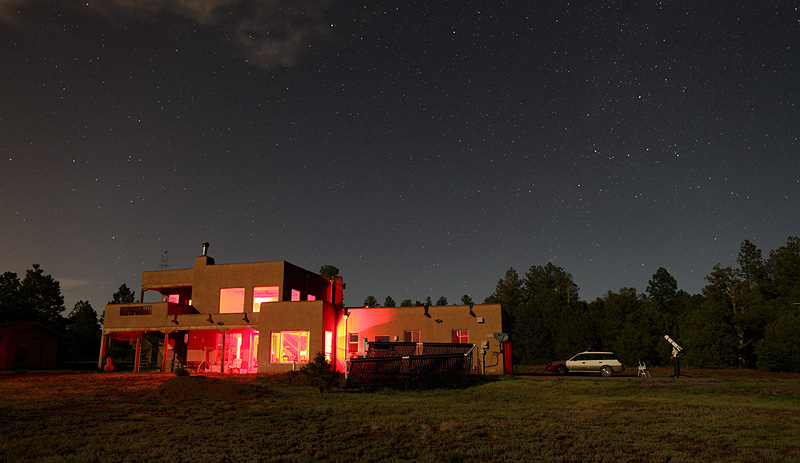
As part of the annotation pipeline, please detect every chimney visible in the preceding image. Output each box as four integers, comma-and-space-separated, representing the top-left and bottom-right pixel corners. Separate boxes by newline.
202, 242, 210, 256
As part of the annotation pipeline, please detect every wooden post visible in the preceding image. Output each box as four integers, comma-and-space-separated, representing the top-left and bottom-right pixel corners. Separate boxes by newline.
97, 333, 107, 371
162, 332, 170, 373
133, 336, 142, 373
220, 329, 226, 373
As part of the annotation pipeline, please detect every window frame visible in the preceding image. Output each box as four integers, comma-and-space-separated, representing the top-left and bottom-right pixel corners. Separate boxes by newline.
452, 329, 469, 344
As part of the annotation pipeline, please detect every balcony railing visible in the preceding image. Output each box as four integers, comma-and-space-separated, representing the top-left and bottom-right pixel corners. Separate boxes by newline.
119, 305, 153, 316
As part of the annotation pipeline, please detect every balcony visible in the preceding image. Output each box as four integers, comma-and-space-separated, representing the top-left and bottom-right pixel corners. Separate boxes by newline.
104, 302, 198, 330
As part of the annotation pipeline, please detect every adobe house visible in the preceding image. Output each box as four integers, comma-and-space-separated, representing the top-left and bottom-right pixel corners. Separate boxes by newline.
0, 322, 69, 370
100, 243, 508, 375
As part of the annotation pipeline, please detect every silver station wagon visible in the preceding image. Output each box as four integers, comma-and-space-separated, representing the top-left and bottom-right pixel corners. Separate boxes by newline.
546, 351, 625, 377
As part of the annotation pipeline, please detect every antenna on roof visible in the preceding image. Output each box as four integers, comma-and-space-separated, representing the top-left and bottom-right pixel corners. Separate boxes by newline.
159, 251, 169, 270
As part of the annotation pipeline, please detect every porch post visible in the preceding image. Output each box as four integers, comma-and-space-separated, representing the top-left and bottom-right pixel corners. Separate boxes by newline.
220, 329, 226, 373
133, 336, 142, 373
97, 332, 107, 371
162, 331, 170, 373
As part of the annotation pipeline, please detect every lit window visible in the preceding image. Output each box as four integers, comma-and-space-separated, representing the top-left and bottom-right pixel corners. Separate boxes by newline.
167, 294, 179, 304
404, 330, 420, 343
219, 288, 245, 313
270, 331, 309, 364
324, 331, 333, 362
291, 289, 301, 301
307, 294, 316, 301
452, 330, 469, 344
253, 286, 279, 312
348, 332, 359, 353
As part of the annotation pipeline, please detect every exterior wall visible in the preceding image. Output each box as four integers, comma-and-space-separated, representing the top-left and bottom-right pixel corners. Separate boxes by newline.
140, 258, 332, 316
256, 300, 333, 373
338, 304, 506, 374
188, 258, 286, 315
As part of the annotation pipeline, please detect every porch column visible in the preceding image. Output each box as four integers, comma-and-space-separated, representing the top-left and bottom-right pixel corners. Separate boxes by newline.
220, 329, 226, 373
97, 332, 107, 371
162, 331, 170, 373
133, 336, 142, 373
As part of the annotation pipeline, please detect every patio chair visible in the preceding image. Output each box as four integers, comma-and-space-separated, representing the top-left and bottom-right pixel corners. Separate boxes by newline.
637, 360, 651, 377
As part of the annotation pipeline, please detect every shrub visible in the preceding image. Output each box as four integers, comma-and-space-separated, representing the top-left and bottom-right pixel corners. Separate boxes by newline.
300, 352, 339, 392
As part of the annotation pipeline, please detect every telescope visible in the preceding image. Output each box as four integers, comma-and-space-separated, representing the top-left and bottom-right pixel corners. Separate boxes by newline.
664, 335, 684, 354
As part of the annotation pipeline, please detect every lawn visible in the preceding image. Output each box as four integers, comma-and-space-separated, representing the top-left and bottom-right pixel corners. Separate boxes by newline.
1, 369, 799, 462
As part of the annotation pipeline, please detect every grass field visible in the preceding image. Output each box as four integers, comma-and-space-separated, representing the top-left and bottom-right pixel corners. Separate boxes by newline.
2, 368, 800, 462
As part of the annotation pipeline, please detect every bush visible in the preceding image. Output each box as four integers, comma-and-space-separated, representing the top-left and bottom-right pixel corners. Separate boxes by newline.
300, 352, 339, 392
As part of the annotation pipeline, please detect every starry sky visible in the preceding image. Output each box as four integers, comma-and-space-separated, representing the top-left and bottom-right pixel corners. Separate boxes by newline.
1, 0, 798, 314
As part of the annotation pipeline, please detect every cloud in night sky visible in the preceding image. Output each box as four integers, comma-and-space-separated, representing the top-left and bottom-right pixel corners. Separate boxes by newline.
1, 0, 333, 69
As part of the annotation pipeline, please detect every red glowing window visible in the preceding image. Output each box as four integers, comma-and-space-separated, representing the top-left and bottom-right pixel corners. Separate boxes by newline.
324, 331, 333, 363
452, 330, 469, 344
219, 288, 245, 313
291, 289, 301, 301
348, 332, 359, 353
253, 286, 279, 312
307, 294, 316, 301
167, 294, 179, 304
404, 330, 420, 343
270, 331, 309, 364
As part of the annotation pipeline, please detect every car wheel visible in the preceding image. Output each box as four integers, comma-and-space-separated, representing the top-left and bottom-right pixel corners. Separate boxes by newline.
600, 366, 613, 377
556, 365, 567, 376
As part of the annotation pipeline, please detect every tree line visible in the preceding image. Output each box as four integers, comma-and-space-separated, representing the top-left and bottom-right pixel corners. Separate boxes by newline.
483, 237, 800, 372
0, 266, 135, 364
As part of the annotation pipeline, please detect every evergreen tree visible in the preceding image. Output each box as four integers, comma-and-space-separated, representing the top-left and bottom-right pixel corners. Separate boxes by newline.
319, 265, 340, 277
400, 299, 413, 307
363, 295, 379, 307
0, 271, 22, 323
484, 267, 524, 311
436, 296, 448, 306
383, 296, 396, 308
66, 300, 101, 360
756, 311, 800, 372
460, 294, 473, 305
766, 237, 800, 304
109, 284, 136, 304
646, 268, 679, 310
19, 264, 66, 329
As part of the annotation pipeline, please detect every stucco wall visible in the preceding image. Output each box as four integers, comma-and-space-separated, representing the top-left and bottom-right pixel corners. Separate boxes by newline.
339, 304, 505, 374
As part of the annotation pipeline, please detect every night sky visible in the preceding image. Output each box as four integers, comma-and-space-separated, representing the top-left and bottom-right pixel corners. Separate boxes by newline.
1, 1, 798, 314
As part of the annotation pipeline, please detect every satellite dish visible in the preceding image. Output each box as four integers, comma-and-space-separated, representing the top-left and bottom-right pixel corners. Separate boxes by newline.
493, 332, 509, 343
